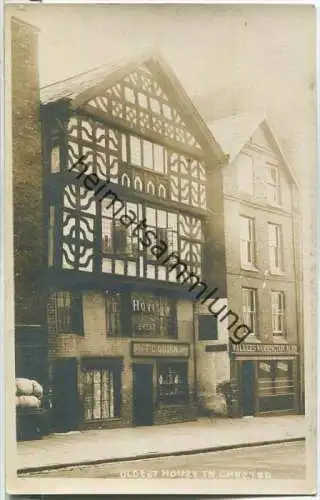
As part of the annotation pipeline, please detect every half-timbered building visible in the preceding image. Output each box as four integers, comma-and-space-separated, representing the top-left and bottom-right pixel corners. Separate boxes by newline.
40, 53, 230, 431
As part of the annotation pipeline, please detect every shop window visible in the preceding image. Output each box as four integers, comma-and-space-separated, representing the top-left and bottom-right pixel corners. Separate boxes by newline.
52, 292, 84, 335
131, 293, 177, 338
258, 360, 294, 412
274, 360, 293, 396
82, 361, 121, 421
198, 314, 218, 340
158, 362, 188, 405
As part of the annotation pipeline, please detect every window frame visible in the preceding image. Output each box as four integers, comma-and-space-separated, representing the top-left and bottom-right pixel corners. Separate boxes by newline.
131, 292, 177, 339
198, 314, 218, 341
271, 291, 286, 337
268, 223, 283, 272
240, 215, 256, 268
242, 287, 258, 335
53, 291, 84, 335
157, 361, 189, 406
82, 359, 122, 422
126, 134, 167, 175
267, 164, 281, 206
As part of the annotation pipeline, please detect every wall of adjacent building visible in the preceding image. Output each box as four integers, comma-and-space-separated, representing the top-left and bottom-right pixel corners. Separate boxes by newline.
11, 17, 47, 383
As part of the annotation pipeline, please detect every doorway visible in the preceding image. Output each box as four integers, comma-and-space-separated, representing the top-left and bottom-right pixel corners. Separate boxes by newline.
241, 361, 255, 416
52, 358, 78, 432
133, 363, 154, 426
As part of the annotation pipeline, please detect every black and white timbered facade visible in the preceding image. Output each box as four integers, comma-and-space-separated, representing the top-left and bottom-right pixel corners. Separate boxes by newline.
41, 54, 229, 431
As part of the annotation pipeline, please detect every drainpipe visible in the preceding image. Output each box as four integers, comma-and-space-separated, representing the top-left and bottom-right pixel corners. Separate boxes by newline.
192, 302, 198, 411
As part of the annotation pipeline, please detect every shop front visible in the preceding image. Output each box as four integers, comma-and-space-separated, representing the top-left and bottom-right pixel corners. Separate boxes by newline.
230, 343, 300, 417
48, 290, 197, 432
131, 341, 195, 426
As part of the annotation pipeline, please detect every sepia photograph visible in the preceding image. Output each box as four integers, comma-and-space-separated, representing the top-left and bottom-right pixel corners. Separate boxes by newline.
4, 3, 317, 495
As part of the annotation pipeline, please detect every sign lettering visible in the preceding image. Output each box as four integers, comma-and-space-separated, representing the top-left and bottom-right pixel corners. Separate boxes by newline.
231, 343, 298, 355
132, 342, 190, 358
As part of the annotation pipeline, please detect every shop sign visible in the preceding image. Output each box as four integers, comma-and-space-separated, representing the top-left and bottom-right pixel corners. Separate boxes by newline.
231, 343, 298, 355
132, 342, 190, 358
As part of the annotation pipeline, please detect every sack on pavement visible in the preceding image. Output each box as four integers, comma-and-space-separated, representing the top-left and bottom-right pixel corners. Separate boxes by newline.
31, 380, 43, 399
16, 395, 41, 408
16, 378, 34, 396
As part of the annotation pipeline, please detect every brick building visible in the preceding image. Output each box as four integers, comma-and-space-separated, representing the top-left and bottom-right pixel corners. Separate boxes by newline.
11, 16, 232, 432
11, 17, 47, 385
210, 114, 303, 416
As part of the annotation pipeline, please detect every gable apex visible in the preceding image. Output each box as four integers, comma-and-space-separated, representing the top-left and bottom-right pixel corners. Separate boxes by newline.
209, 113, 299, 187
41, 51, 225, 163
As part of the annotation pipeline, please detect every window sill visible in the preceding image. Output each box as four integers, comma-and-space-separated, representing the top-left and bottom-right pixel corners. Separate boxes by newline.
269, 268, 285, 276
267, 201, 282, 209
272, 336, 288, 343
243, 334, 261, 343
241, 264, 259, 273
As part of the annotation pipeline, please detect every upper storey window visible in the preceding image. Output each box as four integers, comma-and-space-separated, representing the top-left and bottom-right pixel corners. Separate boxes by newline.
125, 135, 167, 174
85, 64, 201, 151
237, 154, 254, 195
67, 115, 207, 209
267, 164, 281, 206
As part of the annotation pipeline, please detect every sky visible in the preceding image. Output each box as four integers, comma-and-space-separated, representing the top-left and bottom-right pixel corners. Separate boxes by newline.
8, 3, 317, 186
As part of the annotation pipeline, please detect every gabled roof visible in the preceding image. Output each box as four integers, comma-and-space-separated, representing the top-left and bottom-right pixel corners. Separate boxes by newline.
208, 113, 299, 187
40, 50, 226, 163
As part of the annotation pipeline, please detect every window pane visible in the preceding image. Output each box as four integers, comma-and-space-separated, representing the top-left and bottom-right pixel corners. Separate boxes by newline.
114, 221, 127, 253
102, 218, 113, 253
82, 366, 118, 421
130, 136, 142, 166
242, 288, 257, 333
143, 140, 154, 169
154, 144, 165, 173
158, 363, 188, 404
240, 217, 254, 265
51, 146, 60, 173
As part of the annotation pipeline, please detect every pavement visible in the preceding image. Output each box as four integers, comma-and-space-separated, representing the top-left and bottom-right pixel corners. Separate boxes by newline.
17, 414, 305, 473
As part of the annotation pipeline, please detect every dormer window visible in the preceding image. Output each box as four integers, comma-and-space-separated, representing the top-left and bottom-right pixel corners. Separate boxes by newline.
267, 164, 281, 205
